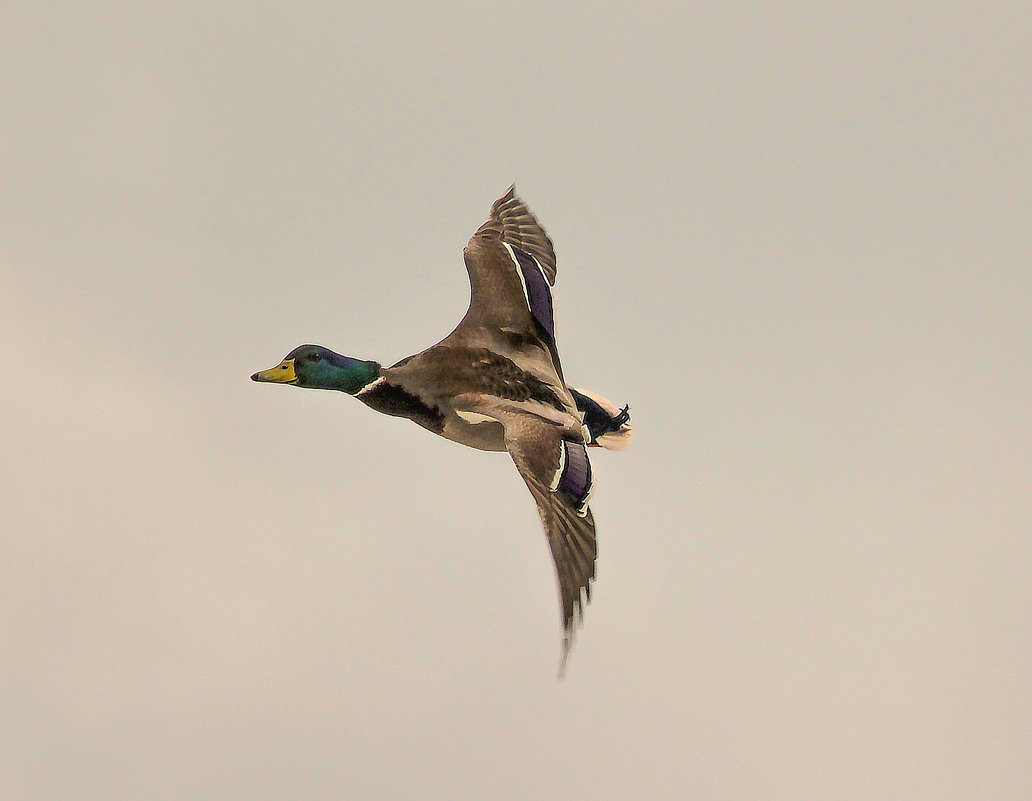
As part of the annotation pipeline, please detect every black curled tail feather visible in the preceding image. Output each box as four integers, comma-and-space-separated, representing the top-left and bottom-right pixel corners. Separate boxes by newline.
569, 388, 634, 450
609, 404, 631, 429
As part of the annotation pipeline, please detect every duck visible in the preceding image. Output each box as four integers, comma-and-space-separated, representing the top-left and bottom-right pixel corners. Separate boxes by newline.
251, 186, 632, 668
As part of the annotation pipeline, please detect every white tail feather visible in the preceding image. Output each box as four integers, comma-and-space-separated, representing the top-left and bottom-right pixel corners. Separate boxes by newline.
596, 427, 633, 450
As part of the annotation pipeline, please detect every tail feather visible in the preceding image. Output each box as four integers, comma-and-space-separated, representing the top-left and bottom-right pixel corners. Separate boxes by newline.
569, 387, 633, 450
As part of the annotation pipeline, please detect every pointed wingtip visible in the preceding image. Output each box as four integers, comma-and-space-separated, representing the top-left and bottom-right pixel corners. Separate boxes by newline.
558, 633, 572, 679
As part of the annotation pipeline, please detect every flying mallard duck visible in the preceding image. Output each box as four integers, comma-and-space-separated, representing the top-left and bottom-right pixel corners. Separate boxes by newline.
252, 187, 631, 665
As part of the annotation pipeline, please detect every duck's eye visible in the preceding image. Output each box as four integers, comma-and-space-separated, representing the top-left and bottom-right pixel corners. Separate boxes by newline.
309, 353, 321, 362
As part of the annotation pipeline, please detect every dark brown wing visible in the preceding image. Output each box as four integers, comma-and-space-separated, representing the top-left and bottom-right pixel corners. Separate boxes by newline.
501, 412, 597, 669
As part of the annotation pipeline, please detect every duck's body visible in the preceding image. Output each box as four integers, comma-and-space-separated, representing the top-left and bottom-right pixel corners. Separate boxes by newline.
252, 187, 631, 665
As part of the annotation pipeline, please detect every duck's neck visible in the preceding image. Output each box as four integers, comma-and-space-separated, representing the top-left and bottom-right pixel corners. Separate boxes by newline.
318, 355, 381, 394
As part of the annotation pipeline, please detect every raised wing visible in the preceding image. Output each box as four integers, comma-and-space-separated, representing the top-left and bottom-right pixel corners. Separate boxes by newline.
448, 187, 563, 376
501, 412, 597, 671
476, 184, 557, 281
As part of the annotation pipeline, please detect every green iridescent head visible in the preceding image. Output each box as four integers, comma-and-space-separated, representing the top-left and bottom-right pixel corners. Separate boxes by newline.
251, 345, 380, 395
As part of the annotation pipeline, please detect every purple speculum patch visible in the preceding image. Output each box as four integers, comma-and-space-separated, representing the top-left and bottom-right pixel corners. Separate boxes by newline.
558, 441, 592, 509
511, 247, 555, 340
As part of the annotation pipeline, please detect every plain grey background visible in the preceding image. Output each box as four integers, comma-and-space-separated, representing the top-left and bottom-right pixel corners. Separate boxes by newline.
2, 2, 1030, 799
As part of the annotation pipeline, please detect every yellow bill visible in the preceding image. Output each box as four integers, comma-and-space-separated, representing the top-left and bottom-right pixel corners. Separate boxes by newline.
251, 358, 297, 384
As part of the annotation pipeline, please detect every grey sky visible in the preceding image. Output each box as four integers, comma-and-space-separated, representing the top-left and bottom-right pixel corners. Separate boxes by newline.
2, 2, 1030, 799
